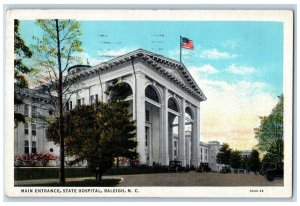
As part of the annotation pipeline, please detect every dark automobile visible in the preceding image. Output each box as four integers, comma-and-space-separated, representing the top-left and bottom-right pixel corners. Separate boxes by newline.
220, 166, 231, 173
196, 163, 211, 172
264, 163, 284, 182
260, 162, 276, 175
168, 161, 183, 173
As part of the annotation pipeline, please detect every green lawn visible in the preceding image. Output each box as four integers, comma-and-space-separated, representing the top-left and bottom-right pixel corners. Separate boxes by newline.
16, 179, 121, 187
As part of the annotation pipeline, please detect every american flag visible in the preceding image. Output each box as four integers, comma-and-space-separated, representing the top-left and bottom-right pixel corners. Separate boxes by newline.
181, 37, 194, 49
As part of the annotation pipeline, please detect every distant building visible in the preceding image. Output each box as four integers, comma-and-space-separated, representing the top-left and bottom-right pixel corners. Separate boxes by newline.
241, 150, 252, 159
199, 140, 222, 171
14, 88, 59, 156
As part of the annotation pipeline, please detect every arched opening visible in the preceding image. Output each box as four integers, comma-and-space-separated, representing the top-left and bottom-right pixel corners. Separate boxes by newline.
167, 97, 180, 161
145, 85, 160, 103
185, 106, 194, 167
144, 85, 161, 166
168, 98, 179, 112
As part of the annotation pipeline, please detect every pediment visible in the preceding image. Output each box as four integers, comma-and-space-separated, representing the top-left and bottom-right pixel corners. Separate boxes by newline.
163, 66, 191, 87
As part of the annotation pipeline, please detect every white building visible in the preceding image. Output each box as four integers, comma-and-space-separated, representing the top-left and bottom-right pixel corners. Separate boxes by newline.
199, 140, 222, 171
14, 49, 207, 167
14, 88, 59, 156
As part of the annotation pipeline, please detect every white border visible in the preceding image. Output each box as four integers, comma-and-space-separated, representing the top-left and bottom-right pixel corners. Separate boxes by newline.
5, 9, 294, 198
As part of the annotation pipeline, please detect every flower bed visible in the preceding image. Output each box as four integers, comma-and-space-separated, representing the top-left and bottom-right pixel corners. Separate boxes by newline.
14, 152, 59, 167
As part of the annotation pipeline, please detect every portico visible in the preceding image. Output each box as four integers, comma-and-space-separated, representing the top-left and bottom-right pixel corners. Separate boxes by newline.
64, 49, 206, 167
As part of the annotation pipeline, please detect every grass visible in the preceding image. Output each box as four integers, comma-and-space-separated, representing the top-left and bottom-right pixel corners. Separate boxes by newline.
16, 179, 121, 187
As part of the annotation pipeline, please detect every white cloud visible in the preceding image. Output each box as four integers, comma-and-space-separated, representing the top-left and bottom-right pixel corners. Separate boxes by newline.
79, 52, 100, 66
189, 64, 219, 74
188, 68, 277, 150
226, 64, 256, 75
199, 49, 237, 59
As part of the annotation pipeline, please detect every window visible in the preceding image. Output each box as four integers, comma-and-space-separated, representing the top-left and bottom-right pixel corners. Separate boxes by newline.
174, 141, 177, 148
90, 95, 95, 105
49, 110, 53, 115
32, 140, 37, 153
77, 99, 81, 106
24, 140, 29, 154
24, 123, 29, 135
201, 148, 203, 153
69, 101, 72, 110
145, 110, 150, 122
32, 124, 36, 136
168, 98, 179, 112
32, 106, 37, 118
145, 126, 149, 147
174, 149, 177, 157
95, 94, 98, 102
145, 86, 159, 103
24, 104, 29, 116
185, 107, 193, 120
66, 102, 69, 110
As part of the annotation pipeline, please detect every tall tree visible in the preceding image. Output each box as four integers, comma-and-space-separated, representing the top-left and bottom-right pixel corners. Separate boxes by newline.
46, 101, 137, 182
255, 95, 283, 163
229, 150, 242, 169
14, 20, 33, 127
249, 149, 260, 174
105, 79, 135, 171
216, 143, 232, 166
32, 20, 83, 185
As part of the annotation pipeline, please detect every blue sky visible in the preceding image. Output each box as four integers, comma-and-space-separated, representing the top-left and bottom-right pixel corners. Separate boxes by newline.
20, 20, 283, 150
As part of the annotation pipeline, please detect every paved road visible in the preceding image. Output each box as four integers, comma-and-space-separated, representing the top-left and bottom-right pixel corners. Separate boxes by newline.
116, 172, 283, 187
15, 171, 283, 187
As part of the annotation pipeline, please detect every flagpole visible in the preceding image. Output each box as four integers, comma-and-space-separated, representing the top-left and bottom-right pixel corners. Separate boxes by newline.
180, 35, 182, 63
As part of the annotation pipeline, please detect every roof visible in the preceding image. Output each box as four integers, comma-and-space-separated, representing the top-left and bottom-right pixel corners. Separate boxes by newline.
15, 87, 55, 103
67, 49, 207, 101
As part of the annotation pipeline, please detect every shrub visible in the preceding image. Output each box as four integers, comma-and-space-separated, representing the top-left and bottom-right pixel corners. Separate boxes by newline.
14, 152, 59, 167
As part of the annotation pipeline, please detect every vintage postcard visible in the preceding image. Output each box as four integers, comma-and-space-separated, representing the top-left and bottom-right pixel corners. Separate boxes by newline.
5, 9, 293, 198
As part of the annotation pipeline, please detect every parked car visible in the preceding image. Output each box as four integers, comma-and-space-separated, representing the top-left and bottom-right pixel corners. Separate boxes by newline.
264, 163, 284, 182
260, 162, 276, 175
168, 161, 183, 173
196, 163, 211, 172
220, 166, 231, 173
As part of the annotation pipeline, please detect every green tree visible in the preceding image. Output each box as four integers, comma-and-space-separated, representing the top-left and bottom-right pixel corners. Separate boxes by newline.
229, 150, 242, 169
46, 101, 137, 182
32, 19, 83, 185
241, 156, 250, 172
14, 20, 33, 127
255, 95, 283, 163
216, 143, 232, 166
249, 149, 261, 174
105, 79, 134, 171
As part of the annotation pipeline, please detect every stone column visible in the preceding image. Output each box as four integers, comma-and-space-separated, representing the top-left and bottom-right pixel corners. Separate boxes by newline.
191, 105, 200, 167
162, 87, 169, 165
135, 73, 146, 164
159, 107, 163, 164
101, 82, 107, 102
186, 136, 191, 167
178, 98, 186, 166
